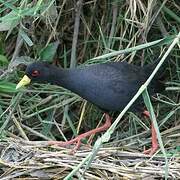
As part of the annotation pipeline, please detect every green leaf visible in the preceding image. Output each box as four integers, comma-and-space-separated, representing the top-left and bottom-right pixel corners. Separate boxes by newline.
0, 11, 20, 31
0, 81, 17, 93
39, 41, 59, 62
0, 54, 8, 65
19, 29, 33, 47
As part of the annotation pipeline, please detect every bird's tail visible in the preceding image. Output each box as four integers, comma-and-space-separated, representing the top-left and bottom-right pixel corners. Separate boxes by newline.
144, 57, 169, 94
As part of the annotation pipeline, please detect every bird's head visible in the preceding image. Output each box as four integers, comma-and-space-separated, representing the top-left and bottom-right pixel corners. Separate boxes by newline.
16, 62, 53, 89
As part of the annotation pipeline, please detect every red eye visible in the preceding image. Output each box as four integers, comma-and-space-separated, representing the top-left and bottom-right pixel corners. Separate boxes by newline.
31, 70, 40, 77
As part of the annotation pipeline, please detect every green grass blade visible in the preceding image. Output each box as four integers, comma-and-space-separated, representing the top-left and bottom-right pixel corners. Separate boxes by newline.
142, 88, 168, 179
91, 36, 174, 60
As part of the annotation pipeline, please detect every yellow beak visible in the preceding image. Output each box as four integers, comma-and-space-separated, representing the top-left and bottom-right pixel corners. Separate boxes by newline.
16, 75, 31, 89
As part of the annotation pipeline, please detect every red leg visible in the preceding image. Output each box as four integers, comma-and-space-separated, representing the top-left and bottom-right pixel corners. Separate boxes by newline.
48, 113, 112, 152
143, 110, 159, 155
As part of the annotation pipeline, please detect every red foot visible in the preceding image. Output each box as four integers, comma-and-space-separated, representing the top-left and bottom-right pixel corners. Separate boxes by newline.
48, 113, 112, 152
143, 144, 159, 155
143, 110, 150, 118
143, 114, 159, 155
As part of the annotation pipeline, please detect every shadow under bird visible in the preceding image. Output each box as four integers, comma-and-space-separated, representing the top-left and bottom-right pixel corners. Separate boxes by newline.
16, 60, 165, 154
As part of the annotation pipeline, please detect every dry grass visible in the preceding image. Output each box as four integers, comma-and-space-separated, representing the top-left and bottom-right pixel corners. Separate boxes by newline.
0, 139, 179, 179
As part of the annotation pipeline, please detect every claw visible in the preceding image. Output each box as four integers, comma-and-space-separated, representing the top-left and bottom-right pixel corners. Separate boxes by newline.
48, 113, 112, 152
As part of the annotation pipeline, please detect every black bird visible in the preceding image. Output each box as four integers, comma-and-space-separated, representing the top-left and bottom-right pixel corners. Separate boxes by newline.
16, 60, 165, 154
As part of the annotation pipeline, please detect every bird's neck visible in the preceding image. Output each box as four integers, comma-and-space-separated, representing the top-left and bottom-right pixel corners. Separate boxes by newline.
49, 67, 84, 95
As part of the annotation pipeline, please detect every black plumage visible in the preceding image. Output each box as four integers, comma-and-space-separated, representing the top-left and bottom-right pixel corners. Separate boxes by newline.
16, 60, 167, 153
24, 61, 165, 111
